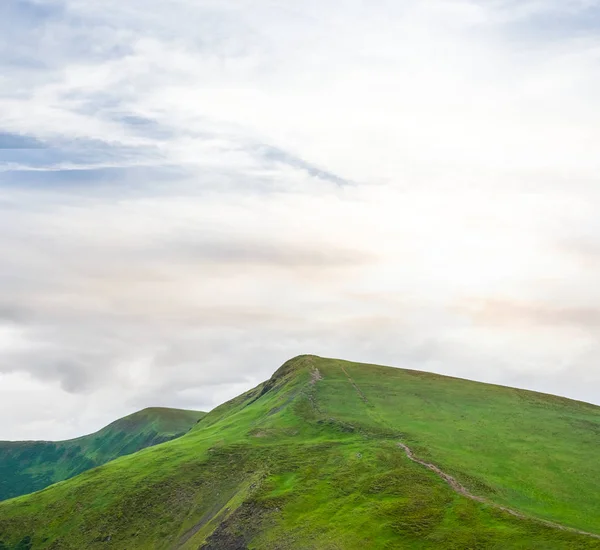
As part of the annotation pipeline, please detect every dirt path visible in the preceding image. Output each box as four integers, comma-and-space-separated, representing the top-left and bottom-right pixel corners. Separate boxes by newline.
336, 363, 599, 540
310, 368, 323, 385
340, 366, 369, 404
397, 441, 600, 540
341, 366, 600, 539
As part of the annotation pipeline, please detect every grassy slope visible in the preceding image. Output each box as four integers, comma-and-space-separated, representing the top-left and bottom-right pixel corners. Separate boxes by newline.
0, 408, 205, 502
0, 355, 598, 550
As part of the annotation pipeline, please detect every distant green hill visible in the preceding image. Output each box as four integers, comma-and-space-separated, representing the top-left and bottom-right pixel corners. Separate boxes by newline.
0, 355, 599, 549
0, 407, 205, 502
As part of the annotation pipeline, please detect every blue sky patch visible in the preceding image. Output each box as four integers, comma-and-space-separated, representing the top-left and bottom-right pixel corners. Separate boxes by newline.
0, 132, 46, 150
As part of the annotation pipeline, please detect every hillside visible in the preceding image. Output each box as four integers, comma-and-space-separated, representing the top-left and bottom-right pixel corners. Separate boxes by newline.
0, 407, 205, 502
0, 355, 599, 549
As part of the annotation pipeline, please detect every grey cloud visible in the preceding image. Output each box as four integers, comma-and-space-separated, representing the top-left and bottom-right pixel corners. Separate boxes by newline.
1, 345, 111, 394
0, 304, 30, 323
255, 145, 353, 186
172, 240, 374, 269
0, 191, 374, 401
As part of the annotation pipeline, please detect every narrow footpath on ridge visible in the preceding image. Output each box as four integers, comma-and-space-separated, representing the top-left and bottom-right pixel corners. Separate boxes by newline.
335, 365, 600, 541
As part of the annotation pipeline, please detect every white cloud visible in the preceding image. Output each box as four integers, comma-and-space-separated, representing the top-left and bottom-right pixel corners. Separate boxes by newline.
1, 0, 600, 439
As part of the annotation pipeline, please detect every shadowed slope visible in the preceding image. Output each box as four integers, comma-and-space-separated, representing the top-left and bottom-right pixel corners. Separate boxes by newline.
0, 355, 598, 549
0, 407, 205, 501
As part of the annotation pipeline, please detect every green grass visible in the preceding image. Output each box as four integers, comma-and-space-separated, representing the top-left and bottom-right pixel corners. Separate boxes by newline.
314, 360, 600, 533
0, 355, 598, 549
0, 407, 205, 502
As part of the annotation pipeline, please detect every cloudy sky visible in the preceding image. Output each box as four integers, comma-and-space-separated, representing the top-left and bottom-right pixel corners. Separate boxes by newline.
1, 0, 600, 440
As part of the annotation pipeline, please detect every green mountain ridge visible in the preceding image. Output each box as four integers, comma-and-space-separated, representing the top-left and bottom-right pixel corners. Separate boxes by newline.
0, 355, 599, 549
0, 407, 205, 502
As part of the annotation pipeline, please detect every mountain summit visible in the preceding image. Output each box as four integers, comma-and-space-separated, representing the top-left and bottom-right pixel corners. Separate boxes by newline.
0, 355, 598, 549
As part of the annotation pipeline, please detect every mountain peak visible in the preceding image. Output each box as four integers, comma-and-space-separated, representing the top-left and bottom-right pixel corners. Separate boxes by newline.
0, 407, 205, 502
1, 357, 599, 548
